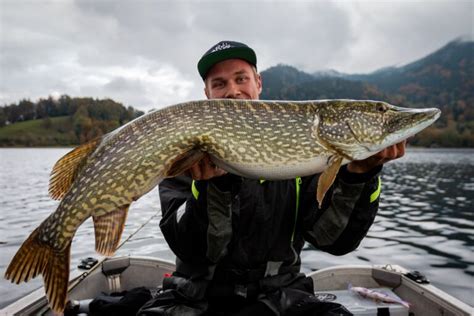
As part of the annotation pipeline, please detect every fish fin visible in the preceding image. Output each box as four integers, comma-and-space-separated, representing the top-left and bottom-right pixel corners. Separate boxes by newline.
93, 205, 130, 256
49, 137, 102, 200
317, 156, 343, 208
5, 228, 71, 313
163, 149, 206, 178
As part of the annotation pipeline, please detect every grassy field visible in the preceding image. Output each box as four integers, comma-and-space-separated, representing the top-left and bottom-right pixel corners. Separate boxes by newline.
0, 116, 77, 146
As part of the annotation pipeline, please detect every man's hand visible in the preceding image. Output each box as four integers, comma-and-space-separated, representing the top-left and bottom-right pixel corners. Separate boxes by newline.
188, 154, 227, 180
347, 140, 406, 173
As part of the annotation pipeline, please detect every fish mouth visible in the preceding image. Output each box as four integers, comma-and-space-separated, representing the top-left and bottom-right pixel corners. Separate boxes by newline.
370, 107, 441, 153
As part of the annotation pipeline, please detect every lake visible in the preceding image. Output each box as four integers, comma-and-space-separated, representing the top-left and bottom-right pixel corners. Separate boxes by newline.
0, 147, 472, 308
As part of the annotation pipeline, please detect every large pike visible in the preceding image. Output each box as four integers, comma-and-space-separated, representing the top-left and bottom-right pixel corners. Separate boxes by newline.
5, 99, 440, 313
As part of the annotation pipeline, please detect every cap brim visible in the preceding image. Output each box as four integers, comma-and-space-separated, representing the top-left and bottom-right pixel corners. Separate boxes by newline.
198, 47, 257, 80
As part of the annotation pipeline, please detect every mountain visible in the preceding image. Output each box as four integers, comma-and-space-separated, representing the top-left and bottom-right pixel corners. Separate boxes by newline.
261, 64, 315, 98
346, 38, 474, 105
312, 69, 347, 78
260, 38, 474, 147
263, 38, 473, 105
261, 65, 388, 101
308, 38, 473, 103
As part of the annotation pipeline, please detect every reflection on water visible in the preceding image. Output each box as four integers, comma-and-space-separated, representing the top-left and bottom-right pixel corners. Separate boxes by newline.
0, 148, 473, 308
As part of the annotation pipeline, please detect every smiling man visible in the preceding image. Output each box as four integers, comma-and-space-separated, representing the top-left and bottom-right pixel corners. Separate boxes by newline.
148, 41, 405, 316
204, 58, 261, 100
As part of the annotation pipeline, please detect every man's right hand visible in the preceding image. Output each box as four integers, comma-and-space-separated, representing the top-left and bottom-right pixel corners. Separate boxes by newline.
188, 154, 227, 180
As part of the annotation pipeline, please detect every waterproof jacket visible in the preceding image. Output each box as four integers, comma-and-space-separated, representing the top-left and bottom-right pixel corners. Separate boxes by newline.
158, 165, 382, 285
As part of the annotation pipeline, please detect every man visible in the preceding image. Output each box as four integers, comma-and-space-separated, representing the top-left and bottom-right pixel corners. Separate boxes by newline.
145, 41, 405, 315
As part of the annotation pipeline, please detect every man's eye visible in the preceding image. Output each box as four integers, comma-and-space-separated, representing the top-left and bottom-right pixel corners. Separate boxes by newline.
236, 76, 248, 83
212, 82, 224, 89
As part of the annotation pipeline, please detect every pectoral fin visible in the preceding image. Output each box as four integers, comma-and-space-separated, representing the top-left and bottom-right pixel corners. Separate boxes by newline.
317, 156, 343, 208
163, 148, 206, 178
49, 137, 102, 200
93, 205, 129, 256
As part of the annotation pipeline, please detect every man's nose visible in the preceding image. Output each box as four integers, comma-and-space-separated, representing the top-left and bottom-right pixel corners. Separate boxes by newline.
224, 81, 241, 98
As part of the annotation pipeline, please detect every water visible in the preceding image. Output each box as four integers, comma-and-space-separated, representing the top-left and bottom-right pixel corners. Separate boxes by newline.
0, 148, 472, 308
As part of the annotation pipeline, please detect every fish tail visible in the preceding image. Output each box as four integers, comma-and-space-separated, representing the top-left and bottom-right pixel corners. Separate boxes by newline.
5, 227, 71, 313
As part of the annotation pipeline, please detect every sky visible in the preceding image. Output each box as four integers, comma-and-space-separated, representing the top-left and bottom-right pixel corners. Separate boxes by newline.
0, 0, 472, 111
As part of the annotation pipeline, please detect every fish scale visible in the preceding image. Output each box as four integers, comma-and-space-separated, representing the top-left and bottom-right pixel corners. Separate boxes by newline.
4, 99, 440, 313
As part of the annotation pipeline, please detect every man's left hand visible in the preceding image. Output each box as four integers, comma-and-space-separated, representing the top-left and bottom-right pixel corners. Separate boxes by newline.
347, 140, 407, 173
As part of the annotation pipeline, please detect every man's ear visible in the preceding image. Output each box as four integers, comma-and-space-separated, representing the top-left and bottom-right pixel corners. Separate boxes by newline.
204, 85, 210, 99
256, 73, 263, 94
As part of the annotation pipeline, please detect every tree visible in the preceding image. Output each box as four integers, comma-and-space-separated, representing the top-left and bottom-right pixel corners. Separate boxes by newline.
0, 107, 6, 127
18, 99, 35, 121
73, 106, 93, 143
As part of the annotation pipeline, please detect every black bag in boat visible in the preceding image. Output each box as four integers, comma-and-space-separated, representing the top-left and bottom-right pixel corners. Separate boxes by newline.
137, 275, 208, 316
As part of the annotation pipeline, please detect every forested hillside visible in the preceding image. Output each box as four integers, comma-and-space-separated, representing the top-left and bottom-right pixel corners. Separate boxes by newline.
0, 95, 143, 146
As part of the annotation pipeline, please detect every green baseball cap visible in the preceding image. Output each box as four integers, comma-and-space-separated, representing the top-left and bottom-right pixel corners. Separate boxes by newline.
197, 41, 257, 80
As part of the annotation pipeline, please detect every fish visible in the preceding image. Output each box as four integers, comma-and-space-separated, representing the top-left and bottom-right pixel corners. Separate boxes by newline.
4, 99, 440, 313
349, 283, 411, 308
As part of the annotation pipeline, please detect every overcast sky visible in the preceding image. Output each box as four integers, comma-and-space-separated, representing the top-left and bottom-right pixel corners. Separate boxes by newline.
1, 0, 472, 111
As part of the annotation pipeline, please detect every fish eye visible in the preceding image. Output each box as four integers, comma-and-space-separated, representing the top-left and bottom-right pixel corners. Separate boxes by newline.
376, 103, 388, 112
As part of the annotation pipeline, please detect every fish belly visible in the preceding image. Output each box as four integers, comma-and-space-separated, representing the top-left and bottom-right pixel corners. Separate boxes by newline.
211, 155, 336, 180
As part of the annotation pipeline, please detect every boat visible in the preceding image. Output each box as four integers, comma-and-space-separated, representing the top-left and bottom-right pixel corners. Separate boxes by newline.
1, 256, 472, 315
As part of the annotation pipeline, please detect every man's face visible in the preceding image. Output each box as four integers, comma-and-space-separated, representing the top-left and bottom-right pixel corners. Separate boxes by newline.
204, 59, 262, 100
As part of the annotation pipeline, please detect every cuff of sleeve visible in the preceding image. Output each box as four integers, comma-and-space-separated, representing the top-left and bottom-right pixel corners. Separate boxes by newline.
338, 164, 383, 184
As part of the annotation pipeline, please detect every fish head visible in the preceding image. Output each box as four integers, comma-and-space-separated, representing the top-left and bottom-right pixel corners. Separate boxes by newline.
314, 100, 441, 160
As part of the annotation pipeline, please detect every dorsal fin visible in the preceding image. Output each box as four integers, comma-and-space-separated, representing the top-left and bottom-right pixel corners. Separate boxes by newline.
49, 137, 101, 200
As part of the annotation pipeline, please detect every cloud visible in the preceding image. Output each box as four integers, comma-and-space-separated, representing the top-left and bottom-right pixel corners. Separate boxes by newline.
333, 0, 474, 72
80, 61, 196, 110
0, 0, 472, 110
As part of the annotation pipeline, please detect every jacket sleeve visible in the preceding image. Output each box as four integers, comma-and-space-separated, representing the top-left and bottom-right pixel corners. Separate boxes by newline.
158, 174, 238, 264
302, 165, 382, 256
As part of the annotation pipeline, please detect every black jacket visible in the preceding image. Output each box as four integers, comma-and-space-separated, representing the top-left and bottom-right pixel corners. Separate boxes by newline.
158, 165, 382, 284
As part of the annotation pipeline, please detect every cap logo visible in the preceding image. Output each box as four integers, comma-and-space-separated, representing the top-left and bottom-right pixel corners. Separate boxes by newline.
210, 42, 232, 53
